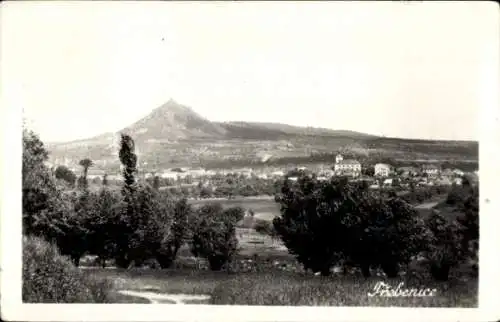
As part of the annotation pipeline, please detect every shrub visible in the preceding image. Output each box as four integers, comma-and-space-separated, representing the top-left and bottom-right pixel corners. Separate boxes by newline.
254, 219, 276, 236
456, 185, 479, 268
190, 203, 239, 271
23, 236, 113, 303
223, 206, 246, 223
54, 165, 77, 187
425, 210, 463, 281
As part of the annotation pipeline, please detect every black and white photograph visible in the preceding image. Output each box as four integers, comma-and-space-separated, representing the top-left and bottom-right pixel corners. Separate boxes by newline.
1, 1, 499, 321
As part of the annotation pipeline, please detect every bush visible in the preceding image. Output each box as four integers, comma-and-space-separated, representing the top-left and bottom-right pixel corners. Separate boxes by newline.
254, 219, 276, 236
456, 185, 479, 267
23, 236, 113, 303
54, 165, 77, 187
190, 203, 239, 271
425, 210, 463, 281
273, 176, 430, 277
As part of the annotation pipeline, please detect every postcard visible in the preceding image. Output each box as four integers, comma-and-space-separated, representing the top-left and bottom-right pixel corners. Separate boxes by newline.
1, 1, 499, 321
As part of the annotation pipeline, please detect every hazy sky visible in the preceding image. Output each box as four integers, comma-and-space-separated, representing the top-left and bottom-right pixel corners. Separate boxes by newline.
2, 1, 498, 142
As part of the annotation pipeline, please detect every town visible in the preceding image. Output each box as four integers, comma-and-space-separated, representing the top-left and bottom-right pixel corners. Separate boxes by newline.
48, 153, 478, 200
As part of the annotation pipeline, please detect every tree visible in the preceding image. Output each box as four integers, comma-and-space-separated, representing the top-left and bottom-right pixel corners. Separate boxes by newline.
56, 191, 93, 266
22, 129, 58, 237
86, 188, 122, 267
200, 186, 213, 199
153, 175, 160, 191
23, 129, 89, 266
362, 165, 375, 177
223, 206, 245, 223
425, 210, 463, 281
456, 184, 479, 271
114, 133, 138, 268
190, 203, 239, 271
273, 175, 429, 277
78, 158, 93, 190
119, 134, 137, 194
155, 198, 192, 268
54, 166, 77, 187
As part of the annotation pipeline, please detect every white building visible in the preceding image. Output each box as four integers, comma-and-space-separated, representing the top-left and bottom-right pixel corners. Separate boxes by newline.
187, 168, 206, 178
271, 170, 285, 177
374, 163, 392, 177
382, 178, 393, 186
160, 172, 178, 179
422, 164, 440, 176
334, 154, 361, 177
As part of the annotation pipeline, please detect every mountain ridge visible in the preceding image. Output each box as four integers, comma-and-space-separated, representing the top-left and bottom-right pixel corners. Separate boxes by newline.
45, 99, 478, 170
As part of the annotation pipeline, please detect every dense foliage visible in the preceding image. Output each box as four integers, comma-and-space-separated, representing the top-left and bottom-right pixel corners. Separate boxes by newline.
23, 236, 113, 303
425, 210, 463, 281
190, 203, 240, 271
273, 175, 431, 277
54, 165, 77, 187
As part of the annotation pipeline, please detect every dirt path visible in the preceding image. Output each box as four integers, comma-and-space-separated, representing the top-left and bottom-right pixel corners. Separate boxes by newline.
117, 290, 211, 304
415, 201, 439, 209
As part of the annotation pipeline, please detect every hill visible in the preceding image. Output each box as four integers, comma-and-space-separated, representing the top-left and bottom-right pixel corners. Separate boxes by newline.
45, 99, 478, 171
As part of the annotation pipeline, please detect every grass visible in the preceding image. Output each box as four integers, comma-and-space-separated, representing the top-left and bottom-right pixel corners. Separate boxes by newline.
211, 272, 477, 307
84, 264, 477, 307
189, 197, 280, 222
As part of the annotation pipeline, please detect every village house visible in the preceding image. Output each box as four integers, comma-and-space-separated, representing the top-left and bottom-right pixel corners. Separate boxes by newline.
160, 171, 179, 180
422, 164, 441, 177
441, 168, 454, 178
453, 168, 465, 177
436, 176, 453, 186
319, 168, 335, 178
86, 169, 106, 180
334, 154, 361, 177
382, 178, 393, 187
105, 174, 123, 182
397, 166, 419, 177
374, 163, 392, 177
271, 170, 285, 177
187, 167, 206, 178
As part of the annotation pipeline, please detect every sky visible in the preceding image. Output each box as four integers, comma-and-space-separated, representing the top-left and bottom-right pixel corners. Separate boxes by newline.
1, 1, 498, 142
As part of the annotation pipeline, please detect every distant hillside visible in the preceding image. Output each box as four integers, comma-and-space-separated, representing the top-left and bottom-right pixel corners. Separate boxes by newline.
217, 121, 375, 140
121, 99, 228, 141
46, 99, 478, 171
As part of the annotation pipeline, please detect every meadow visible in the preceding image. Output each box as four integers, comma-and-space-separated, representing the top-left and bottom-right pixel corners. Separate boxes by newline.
188, 196, 280, 221
84, 262, 477, 307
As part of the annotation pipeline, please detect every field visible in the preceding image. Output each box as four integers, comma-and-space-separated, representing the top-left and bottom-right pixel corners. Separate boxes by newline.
188, 196, 280, 221
85, 265, 477, 307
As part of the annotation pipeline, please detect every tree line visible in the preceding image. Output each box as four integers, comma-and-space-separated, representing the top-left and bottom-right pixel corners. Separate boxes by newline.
23, 129, 245, 271
273, 174, 478, 280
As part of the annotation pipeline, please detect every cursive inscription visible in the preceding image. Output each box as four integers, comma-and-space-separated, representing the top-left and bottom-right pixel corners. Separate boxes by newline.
367, 282, 437, 297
